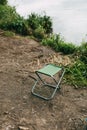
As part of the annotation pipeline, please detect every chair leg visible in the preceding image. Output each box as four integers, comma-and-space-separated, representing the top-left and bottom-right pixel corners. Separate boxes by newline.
31, 69, 65, 100
31, 78, 60, 100
31, 77, 50, 100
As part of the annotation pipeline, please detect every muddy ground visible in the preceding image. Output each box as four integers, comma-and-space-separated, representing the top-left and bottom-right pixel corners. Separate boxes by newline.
0, 34, 87, 130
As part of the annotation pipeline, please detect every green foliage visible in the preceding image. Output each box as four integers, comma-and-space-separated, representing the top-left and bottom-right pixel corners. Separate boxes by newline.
0, 5, 53, 39
27, 13, 39, 30
33, 25, 46, 41
58, 42, 76, 54
42, 34, 76, 54
79, 42, 87, 64
2, 30, 15, 37
0, 5, 29, 35
41, 34, 55, 46
65, 42, 87, 88
40, 15, 53, 34
27, 13, 53, 39
0, 0, 7, 5
65, 60, 87, 87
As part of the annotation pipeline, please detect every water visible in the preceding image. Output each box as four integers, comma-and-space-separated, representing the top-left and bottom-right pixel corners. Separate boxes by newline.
8, 0, 87, 45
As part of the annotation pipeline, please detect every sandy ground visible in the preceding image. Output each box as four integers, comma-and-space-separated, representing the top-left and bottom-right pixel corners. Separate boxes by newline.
0, 34, 87, 130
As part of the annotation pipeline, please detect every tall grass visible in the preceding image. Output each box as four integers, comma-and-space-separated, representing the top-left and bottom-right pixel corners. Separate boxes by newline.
65, 60, 87, 87
42, 34, 76, 54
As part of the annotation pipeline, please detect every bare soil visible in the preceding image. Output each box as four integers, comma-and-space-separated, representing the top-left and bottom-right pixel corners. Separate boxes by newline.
0, 34, 87, 130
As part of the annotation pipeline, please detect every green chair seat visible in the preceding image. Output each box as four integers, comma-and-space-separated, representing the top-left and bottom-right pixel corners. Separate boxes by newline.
36, 64, 62, 76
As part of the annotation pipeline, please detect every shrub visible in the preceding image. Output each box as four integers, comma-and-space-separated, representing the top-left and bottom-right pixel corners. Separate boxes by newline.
57, 42, 76, 54
65, 60, 87, 87
27, 13, 53, 35
42, 34, 76, 54
0, 0, 7, 5
6, 18, 29, 35
27, 13, 39, 30
79, 42, 87, 64
0, 6, 53, 39
33, 25, 46, 41
42, 34, 55, 46
40, 15, 53, 34
0, 5, 29, 35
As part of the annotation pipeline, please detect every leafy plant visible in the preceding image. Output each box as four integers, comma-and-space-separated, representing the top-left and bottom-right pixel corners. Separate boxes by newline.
58, 41, 76, 54
27, 13, 53, 35
42, 34, 76, 54
0, 0, 7, 5
42, 34, 55, 46
33, 25, 46, 41
79, 42, 87, 64
27, 13, 39, 30
65, 60, 87, 87
40, 15, 53, 34
0, 5, 29, 35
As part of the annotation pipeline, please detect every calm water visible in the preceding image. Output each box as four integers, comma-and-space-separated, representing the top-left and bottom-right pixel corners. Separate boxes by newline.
8, 0, 87, 45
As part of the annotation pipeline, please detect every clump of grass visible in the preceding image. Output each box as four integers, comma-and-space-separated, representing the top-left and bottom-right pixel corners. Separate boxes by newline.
2, 30, 15, 37
79, 42, 87, 64
42, 34, 76, 54
65, 60, 87, 88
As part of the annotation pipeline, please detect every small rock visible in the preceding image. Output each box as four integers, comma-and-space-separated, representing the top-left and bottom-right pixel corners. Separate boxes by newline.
5, 125, 15, 130
18, 126, 29, 130
3, 111, 9, 115
23, 95, 28, 100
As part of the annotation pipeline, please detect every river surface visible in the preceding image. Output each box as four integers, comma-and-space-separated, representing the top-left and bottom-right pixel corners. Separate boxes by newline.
8, 0, 87, 45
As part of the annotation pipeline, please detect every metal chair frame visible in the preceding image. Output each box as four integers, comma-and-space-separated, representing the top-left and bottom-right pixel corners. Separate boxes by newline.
31, 64, 65, 100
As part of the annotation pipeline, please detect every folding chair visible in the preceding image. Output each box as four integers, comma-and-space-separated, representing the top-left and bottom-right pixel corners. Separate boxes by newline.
30, 64, 65, 100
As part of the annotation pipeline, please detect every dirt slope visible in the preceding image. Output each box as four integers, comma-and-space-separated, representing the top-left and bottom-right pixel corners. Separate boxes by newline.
0, 34, 87, 130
